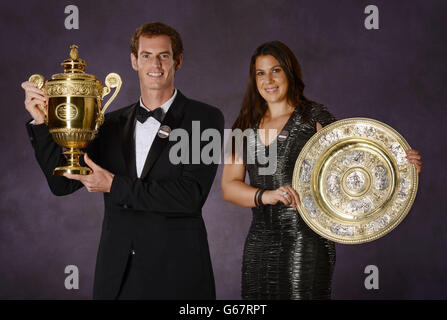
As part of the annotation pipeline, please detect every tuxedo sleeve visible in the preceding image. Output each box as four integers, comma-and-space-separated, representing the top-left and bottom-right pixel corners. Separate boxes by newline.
26, 120, 100, 196
109, 109, 225, 216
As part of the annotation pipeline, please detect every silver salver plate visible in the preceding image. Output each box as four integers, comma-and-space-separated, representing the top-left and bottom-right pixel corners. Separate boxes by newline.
292, 118, 418, 244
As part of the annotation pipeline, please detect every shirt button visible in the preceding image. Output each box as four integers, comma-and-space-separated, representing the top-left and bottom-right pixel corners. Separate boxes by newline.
123, 204, 129, 209
131, 250, 136, 255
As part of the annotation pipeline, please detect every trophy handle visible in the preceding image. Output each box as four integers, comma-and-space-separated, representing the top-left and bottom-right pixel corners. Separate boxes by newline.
28, 74, 48, 125
101, 72, 122, 114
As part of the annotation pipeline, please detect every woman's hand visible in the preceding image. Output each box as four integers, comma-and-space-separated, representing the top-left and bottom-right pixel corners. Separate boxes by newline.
262, 185, 301, 209
406, 149, 422, 173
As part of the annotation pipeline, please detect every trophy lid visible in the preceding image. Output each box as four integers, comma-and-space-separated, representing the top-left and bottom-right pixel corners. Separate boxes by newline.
51, 45, 97, 81
62, 45, 87, 73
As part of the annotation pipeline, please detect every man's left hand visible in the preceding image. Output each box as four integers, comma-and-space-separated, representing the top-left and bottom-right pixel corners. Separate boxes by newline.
63, 154, 115, 192
406, 149, 422, 173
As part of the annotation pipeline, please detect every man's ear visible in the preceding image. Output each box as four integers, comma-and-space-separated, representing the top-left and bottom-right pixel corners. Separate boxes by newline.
130, 53, 138, 71
174, 54, 183, 71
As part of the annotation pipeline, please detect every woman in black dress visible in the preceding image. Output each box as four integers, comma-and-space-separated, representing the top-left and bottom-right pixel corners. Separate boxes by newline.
221, 41, 422, 299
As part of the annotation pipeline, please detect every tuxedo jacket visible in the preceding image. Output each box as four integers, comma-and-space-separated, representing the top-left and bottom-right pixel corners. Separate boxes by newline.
26, 90, 224, 299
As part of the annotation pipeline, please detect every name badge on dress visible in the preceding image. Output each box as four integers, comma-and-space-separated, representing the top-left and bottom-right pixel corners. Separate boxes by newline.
277, 130, 289, 142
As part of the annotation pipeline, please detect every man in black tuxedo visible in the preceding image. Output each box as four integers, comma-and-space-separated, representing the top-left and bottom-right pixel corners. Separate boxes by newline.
22, 22, 224, 299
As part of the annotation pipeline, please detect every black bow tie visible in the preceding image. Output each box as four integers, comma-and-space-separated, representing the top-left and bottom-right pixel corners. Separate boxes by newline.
136, 106, 164, 123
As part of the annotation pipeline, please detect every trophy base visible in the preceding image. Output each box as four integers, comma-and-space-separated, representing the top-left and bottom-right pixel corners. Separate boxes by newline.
54, 166, 92, 176
53, 148, 92, 176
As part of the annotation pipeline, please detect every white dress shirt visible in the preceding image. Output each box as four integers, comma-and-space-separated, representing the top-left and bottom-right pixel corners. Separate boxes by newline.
135, 89, 177, 178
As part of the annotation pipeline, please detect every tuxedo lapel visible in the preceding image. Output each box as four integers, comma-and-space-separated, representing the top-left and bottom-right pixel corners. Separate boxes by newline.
139, 91, 186, 180
119, 103, 138, 178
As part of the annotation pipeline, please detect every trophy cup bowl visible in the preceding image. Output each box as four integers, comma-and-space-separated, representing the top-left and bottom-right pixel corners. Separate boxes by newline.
28, 45, 122, 176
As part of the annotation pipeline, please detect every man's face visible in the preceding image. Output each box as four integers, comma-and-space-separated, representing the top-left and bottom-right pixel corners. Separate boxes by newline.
131, 35, 182, 92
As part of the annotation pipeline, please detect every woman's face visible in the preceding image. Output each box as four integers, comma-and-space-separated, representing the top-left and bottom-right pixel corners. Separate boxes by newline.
255, 54, 289, 106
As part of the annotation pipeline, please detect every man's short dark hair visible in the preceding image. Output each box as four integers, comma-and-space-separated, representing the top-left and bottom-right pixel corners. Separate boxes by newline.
130, 22, 184, 61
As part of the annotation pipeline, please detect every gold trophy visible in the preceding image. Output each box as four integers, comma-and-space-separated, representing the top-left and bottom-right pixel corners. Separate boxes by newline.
28, 45, 122, 176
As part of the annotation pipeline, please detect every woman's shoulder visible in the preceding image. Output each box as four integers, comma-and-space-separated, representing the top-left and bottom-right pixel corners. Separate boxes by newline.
305, 99, 336, 126
306, 100, 330, 115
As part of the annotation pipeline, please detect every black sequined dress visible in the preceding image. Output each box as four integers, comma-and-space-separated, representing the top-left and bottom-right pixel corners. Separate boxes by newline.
242, 101, 336, 300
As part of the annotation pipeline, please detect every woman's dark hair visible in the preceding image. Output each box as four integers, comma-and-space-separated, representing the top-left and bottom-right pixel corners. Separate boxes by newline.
231, 41, 311, 132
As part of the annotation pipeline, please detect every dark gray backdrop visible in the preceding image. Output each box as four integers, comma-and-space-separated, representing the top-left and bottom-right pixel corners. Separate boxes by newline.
0, 0, 446, 299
